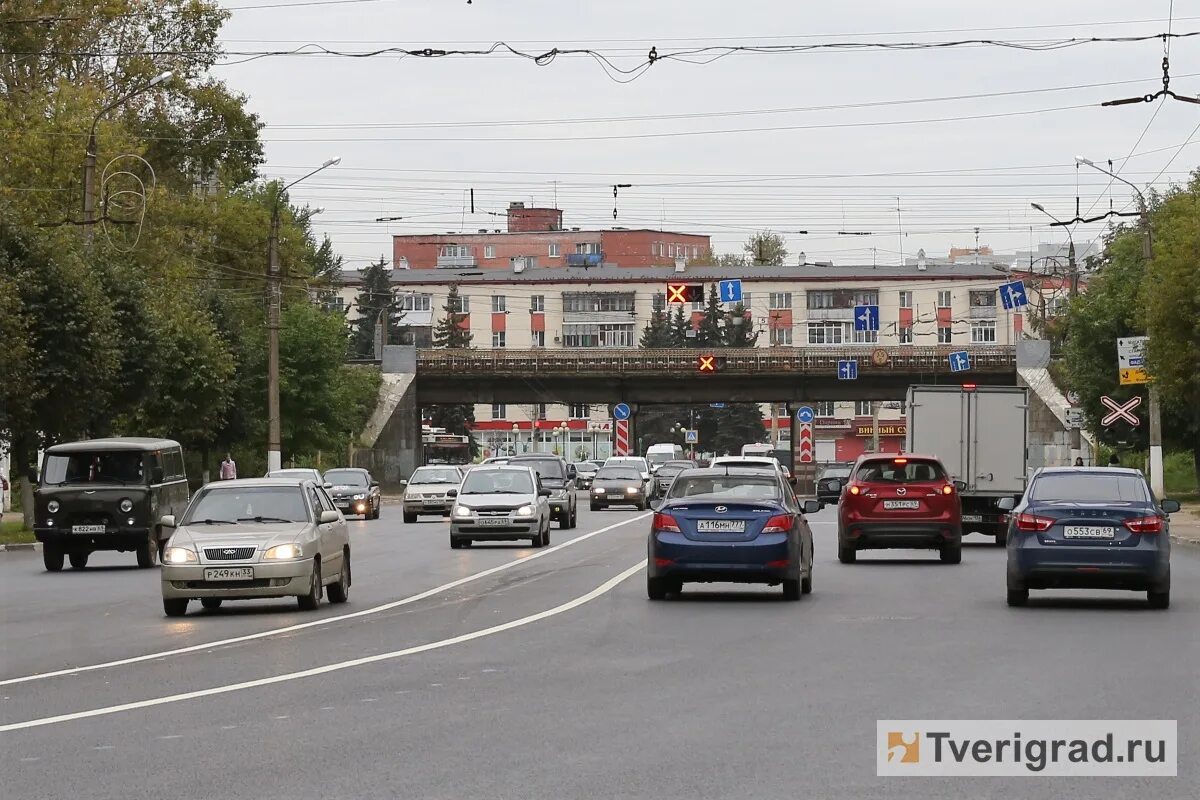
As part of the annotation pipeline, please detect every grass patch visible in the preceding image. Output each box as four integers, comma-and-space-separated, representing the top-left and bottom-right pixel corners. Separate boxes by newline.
0, 519, 35, 545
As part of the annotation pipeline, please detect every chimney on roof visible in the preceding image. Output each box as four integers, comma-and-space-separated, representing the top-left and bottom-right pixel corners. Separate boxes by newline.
916, 248, 928, 271
507, 202, 563, 233
396, 256, 410, 270
511, 256, 526, 274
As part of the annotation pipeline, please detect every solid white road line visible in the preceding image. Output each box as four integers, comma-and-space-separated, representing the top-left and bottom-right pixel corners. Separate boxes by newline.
0, 560, 646, 733
0, 513, 650, 688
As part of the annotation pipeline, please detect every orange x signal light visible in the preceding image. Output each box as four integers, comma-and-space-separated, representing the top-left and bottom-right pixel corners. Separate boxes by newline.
667, 283, 703, 304
698, 354, 717, 374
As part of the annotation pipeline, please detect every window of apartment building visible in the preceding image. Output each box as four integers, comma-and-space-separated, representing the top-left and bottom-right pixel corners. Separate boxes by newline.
569, 404, 590, 419
484, 245, 496, 259
323, 296, 345, 313
575, 242, 601, 255
692, 246, 700, 259
652, 292, 666, 312
439, 245, 470, 258
898, 290, 913, 309
769, 292, 793, 309
852, 329, 879, 344
398, 293, 432, 312
807, 290, 834, 309
855, 400, 874, 416
531, 330, 546, 347
813, 401, 835, 418
491, 295, 506, 313
530, 294, 545, 312
450, 294, 470, 314
562, 292, 636, 314
971, 320, 997, 343
491, 331, 506, 348
898, 326, 913, 345
651, 242, 660, 256
536, 404, 548, 420
491, 404, 506, 420
807, 321, 845, 345
548, 243, 561, 257
851, 290, 879, 306
970, 290, 996, 307
769, 327, 793, 346
937, 290, 952, 308
938, 326, 953, 344
561, 323, 636, 348
740, 292, 752, 309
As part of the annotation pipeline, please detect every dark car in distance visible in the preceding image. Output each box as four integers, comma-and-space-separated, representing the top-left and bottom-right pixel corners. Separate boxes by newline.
590, 466, 649, 510
573, 462, 600, 490
509, 455, 578, 529
816, 464, 852, 507
323, 467, 381, 519
654, 460, 694, 497
1002, 467, 1178, 608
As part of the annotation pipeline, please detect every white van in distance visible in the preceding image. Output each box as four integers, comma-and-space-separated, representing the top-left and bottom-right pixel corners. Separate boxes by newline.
645, 443, 685, 473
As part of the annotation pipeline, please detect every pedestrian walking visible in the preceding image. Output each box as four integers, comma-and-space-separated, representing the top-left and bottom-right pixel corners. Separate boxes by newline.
1107, 453, 1120, 466
220, 454, 237, 480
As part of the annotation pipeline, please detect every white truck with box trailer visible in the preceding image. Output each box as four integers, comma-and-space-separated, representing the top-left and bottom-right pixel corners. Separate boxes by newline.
905, 385, 1028, 545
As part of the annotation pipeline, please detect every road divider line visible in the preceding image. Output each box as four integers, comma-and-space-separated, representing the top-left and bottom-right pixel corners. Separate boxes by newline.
0, 560, 646, 733
0, 513, 651, 688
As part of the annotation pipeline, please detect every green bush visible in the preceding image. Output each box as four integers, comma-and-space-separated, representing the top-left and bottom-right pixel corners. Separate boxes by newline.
1164, 451, 1197, 494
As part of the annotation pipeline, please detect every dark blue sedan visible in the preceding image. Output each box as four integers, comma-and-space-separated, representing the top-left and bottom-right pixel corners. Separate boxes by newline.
646, 468, 819, 601
1001, 467, 1180, 608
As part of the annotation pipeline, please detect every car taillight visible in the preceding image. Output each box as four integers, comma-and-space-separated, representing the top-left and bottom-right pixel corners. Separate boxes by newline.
653, 512, 681, 532
1015, 512, 1054, 532
762, 514, 794, 533
941, 484, 954, 495
848, 485, 861, 496
1124, 515, 1163, 534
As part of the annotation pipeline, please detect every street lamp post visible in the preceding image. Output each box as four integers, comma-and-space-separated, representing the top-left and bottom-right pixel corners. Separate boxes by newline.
1075, 156, 1163, 495
265, 157, 340, 473
511, 423, 520, 455
83, 71, 172, 244
1029, 202, 1079, 296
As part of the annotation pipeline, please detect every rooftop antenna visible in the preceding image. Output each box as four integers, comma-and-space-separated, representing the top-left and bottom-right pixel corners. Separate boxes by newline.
974, 226, 980, 264
896, 197, 905, 266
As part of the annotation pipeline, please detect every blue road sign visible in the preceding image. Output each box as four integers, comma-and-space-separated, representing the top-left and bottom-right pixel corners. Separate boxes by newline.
796, 406, 815, 424
709, 402, 727, 409
684, 429, 699, 444
1129, 356, 1145, 367
853, 305, 880, 332
1000, 280, 1029, 310
718, 279, 743, 304
613, 402, 631, 421
837, 360, 858, 380
949, 351, 972, 372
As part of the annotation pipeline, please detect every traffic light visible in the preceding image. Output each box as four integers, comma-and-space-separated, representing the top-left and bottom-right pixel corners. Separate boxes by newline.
697, 354, 718, 374
667, 283, 704, 304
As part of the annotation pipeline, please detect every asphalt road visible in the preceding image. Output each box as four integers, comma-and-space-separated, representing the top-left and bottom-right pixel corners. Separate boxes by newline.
2, 498, 1198, 799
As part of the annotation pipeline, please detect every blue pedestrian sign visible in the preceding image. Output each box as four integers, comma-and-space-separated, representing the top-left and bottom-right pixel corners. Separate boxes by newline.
613, 402, 631, 421
1000, 280, 1029, 310
837, 360, 858, 380
709, 402, 727, 409
796, 406, 815, 424
684, 429, 699, 444
718, 279, 743, 304
948, 351, 972, 372
853, 305, 880, 332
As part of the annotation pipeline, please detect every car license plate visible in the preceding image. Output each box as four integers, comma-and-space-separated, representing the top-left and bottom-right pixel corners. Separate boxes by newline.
204, 567, 254, 581
71, 524, 105, 534
696, 520, 746, 533
883, 500, 920, 510
961, 514, 983, 522
476, 518, 509, 527
1064, 525, 1115, 539
423, 500, 443, 506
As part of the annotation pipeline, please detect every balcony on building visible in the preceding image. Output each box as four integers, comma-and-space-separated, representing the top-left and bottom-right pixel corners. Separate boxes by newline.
437, 245, 477, 269
566, 252, 605, 267
968, 290, 997, 318
806, 288, 879, 321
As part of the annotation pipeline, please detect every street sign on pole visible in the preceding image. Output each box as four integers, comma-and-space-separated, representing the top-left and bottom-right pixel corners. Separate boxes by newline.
1117, 336, 1148, 385
587, 421, 613, 433
796, 406, 815, 424
613, 402, 631, 421
853, 305, 880, 332
948, 351, 972, 372
1066, 390, 1081, 406
837, 360, 858, 380
1000, 280, 1029, 310
797, 423, 814, 463
709, 403, 726, 409
1101, 395, 1142, 427
1065, 408, 1084, 428
684, 429, 699, 444
614, 419, 631, 455
718, 279, 743, 303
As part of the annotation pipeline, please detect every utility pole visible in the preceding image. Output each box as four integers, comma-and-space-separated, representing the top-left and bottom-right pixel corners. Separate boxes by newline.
872, 401, 882, 453
266, 204, 283, 473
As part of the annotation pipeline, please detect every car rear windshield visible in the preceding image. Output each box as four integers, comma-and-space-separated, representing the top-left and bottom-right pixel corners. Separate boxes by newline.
410, 467, 461, 484
597, 467, 642, 481
42, 452, 145, 486
460, 470, 535, 495
855, 459, 945, 483
1027, 473, 1151, 503
512, 458, 565, 481
667, 475, 781, 502
657, 464, 690, 477
324, 470, 367, 487
573, 463, 598, 473
267, 470, 318, 480
185, 487, 308, 524
821, 467, 851, 479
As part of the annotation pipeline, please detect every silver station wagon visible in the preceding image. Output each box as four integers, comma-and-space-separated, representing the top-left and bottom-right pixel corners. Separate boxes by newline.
159, 478, 351, 617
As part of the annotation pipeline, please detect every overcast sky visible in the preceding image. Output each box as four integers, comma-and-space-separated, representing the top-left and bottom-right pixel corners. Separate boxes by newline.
215, 0, 1200, 268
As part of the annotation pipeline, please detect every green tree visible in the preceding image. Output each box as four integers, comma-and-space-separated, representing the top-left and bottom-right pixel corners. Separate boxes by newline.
349, 256, 402, 358
722, 302, 759, 347
696, 284, 725, 346
669, 305, 690, 346
639, 309, 675, 348
427, 285, 477, 455
744, 230, 788, 266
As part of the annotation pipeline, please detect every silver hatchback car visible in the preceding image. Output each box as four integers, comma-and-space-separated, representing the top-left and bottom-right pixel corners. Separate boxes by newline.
159, 478, 351, 616
447, 465, 552, 549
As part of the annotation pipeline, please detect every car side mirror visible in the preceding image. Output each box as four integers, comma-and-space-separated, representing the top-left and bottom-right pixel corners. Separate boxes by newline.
370, 481, 379, 488
446, 488, 458, 498
159, 515, 176, 529
802, 499, 821, 514
641, 472, 650, 481
789, 476, 798, 487
954, 480, 967, 491
567, 466, 577, 479
996, 496, 1016, 511
1160, 499, 1181, 514
398, 479, 407, 487
538, 488, 553, 497
649, 497, 664, 511
319, 509, 340, 524
323, 482, 334, 490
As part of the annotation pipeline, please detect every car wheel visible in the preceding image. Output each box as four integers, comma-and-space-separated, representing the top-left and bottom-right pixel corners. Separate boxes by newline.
801, 568, 813, 595
327, 550, 350, 604
163, 598, 189, 617
837, 541, 857, 564
782, 579, 801, 601
1006, 587, 1029, 607
540, 523, 551, 548
43, 545, 64, 572
647, 576, 670, 600
403, 512, 417, 524
372, 502, 381, 520
297, 561, 322, 611
201, 598, 223, 610
939, 542, 962, 564
68, 551, 89, 569
569, 506, 578, 529
136, 539, 156, 568
994, 530, 1008, 546
590, 503, 600, 511
450, 537, 463, 550
1147, 588, 1170, 609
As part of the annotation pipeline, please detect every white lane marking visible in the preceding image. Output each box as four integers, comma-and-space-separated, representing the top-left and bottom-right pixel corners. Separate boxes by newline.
156, 734, 183, 740
1, 560, 645, 733
93, 745, 114, 750
0, 513, 650, 688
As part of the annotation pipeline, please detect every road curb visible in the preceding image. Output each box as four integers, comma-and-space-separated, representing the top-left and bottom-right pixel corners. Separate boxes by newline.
1170, 534, 1200, 549
0, 542, 40, 552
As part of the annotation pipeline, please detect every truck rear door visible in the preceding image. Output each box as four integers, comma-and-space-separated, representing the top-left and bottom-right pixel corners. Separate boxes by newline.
967, 388, 1028, 494
905, 388, 968, 484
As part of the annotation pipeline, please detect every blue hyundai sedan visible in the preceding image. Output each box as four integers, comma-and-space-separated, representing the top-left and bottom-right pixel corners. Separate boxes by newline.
1001, 467, 1180, 608
646, 467, 819, 601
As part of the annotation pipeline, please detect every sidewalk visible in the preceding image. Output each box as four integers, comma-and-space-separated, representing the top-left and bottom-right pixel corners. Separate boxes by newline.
1171, 503, 1200, 548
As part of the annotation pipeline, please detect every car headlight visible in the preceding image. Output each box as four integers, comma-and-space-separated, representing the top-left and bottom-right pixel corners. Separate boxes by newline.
454, 505, 472, 518
626, 486, 639, 494
593, 487, 606, 494
263, 543, 303, 560
119, 498, 133, 513
47, 500, 60, 513
352, 493, 366, 500
163, 547, 198, 565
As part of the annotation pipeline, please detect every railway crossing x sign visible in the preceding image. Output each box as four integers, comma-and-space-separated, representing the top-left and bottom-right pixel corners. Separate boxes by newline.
1100, 395, 1142, 427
